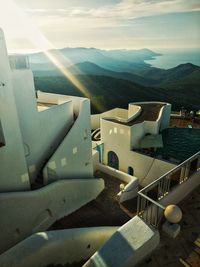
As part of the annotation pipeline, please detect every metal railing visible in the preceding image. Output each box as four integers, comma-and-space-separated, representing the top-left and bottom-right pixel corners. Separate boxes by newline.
137, 151, 200, 227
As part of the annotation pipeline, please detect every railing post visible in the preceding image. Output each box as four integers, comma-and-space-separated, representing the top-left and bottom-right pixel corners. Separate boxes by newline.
197, 156, 200, 171
137, 194, 141, 215
180, 165, 186, 183
165, 174, 171, 195
184, 161, 191, 181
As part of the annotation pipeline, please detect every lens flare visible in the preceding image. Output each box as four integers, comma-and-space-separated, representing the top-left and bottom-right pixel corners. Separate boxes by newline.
3, 0, 104, 111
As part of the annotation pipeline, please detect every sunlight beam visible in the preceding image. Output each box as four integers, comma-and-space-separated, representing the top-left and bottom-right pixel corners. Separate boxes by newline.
2, 0, 104, 111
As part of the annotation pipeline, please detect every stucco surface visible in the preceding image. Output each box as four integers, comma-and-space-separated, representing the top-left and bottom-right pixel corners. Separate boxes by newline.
0, 227, 117, 267
84, 215, 160, 267
0, 178, 104, 254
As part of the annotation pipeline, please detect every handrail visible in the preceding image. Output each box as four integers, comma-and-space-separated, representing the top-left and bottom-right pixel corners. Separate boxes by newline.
137, 150, 200, 227
138, 192, 165, 210
139, 150, 200, 193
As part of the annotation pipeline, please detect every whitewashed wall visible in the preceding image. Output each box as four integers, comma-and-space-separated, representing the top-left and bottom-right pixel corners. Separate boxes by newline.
12, 71, 74, 183
0, 227, 117, 267
101, 118, 175, 182
0, 178, 104, 254
43, 98, 94, 184
128, 104, 141, 118
140, 159, 176, 187
0, 29, 30, 192
160, 104, 171, 131
130, 123, 145, 149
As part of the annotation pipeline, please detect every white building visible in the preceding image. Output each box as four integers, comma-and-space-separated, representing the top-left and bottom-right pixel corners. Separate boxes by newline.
0, 33, 95, 192
92, 102, 176, 187
0, 28, 104, 253
0, 29, 199, 267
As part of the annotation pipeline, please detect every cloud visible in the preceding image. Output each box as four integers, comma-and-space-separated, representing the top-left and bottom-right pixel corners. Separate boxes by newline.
24, 0, 200, 20
4, 0, 200, 51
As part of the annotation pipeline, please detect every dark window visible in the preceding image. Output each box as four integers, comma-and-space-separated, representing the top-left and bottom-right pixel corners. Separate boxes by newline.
0, 121, 5, 147
108, 151, 119, 169
128, 166, 134, 176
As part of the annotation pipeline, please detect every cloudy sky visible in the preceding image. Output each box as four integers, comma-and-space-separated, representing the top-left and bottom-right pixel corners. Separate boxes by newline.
0, 0, 200, 52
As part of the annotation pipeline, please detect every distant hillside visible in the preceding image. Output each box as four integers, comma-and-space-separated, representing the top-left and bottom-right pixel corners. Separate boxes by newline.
13, 47, 199, 112
28, 47, 158, 73
68, 61, 155, 86
138, 63, 200, 89
34, 74, 200, 113
33, 61, 200, 89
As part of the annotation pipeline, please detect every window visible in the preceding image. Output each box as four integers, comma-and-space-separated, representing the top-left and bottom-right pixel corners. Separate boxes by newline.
108, 151, 119, 169
128, 166, 134, 176
0, 121, 5, 147
84, 129, 88, 140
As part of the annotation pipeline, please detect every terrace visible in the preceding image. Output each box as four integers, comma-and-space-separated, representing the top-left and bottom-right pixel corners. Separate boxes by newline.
104, 103, 165, 126
49, 152, 200, 267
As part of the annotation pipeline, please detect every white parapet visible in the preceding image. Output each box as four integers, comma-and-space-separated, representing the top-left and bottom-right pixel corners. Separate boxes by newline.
0, 178, 104, 254
95, 163, 139, 202
84, 215, 160, 267
0, 227, 118, 267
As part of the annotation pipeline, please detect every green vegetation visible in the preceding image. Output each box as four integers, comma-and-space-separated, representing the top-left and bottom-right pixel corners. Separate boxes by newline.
28, 47, 200, 113
34, 73, 199, 114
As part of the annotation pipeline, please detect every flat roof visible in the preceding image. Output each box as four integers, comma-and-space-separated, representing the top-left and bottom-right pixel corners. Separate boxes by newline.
37, 102, 57, 112
104, 104, 165, 126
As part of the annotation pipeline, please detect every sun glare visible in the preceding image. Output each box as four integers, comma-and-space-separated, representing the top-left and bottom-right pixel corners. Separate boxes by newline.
0, 0, 104, 111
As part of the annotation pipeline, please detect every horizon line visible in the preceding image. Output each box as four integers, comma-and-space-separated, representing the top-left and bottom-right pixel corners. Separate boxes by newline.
8, 46, 200, 55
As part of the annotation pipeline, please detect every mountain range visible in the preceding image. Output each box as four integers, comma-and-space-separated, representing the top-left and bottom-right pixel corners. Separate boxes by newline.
11, 47, 200, 113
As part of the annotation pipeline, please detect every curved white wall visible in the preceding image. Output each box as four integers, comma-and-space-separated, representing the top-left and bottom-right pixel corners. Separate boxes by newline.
0, 227, 117, 267
12, 71, 74, 183
0, 178, 104, 254
43, 99, 93, 184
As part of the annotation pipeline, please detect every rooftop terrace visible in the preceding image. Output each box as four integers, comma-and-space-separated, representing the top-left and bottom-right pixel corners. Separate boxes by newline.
104, 103, 165, 126
48, 171, 200, 267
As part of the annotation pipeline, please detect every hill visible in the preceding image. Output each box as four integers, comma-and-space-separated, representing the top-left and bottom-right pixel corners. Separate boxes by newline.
34, 74, 200, 113
138, 63, 200, 89
28, 47, 158, 73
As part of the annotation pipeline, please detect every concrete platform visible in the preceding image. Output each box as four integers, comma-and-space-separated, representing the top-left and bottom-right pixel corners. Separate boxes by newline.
83, 216, 160, 267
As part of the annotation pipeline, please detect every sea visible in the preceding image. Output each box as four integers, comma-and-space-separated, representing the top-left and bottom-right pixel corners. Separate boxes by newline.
145, 48, 200, 69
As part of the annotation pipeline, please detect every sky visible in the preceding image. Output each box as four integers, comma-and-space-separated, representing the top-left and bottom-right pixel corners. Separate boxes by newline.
0, 0, 200, 53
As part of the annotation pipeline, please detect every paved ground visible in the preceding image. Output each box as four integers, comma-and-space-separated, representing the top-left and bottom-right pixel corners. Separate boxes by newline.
50, 174, 200, 267
50, 171, 131, 230
140, 185, 200, 267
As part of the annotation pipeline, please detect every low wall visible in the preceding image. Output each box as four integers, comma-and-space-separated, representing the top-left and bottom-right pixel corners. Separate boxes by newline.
0, 227, 118, 267
160, 171, 200, 207
95, 163, 139, 202
141, 159, 176, 187
96, 163, 134, 184
141, 171, 200, 226
84, 215, 160, 267
0, 178, 104, 254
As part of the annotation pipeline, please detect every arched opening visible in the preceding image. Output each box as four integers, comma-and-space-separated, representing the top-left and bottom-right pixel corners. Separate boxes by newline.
108, 151, 119, 169
128, 166, 134, 176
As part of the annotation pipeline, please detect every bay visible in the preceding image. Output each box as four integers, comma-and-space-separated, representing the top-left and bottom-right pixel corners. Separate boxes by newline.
145, 48, 200, 69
